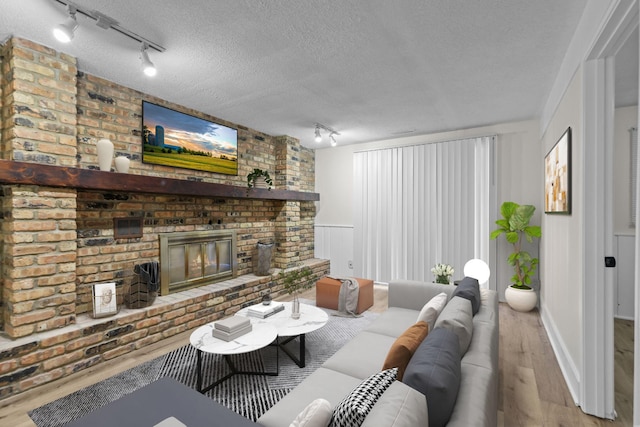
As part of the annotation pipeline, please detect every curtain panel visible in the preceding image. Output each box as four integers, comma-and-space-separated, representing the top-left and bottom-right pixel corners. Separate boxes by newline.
353, 136, 494, 284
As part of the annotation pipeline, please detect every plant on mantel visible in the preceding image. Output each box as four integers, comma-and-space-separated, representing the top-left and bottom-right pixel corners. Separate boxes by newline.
247, 168, 273, 190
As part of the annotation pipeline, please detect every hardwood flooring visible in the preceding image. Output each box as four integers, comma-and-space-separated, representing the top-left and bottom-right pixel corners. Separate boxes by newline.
0, 285, 633, 426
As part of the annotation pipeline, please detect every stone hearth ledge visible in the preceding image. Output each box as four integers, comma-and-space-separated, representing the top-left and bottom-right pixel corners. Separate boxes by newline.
0, 258, 329, 352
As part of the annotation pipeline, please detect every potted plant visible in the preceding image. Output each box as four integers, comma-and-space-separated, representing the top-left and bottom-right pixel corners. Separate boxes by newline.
490, 201, 542, 312
279, 265, 316, 319
431, 263, 454, 284
247, 168, 273, 190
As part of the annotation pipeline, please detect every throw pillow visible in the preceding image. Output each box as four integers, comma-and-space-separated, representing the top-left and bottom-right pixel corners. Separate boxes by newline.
290, 398, 333, 427
330, 367, 398, 427
451, 276, 480, 315
416, 292, 448, 330
433, 296, 473, 354
382, 321, 429, 380
402, 328, 461, 427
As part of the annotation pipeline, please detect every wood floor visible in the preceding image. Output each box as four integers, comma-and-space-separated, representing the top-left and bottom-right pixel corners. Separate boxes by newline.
0, 285, 633, 426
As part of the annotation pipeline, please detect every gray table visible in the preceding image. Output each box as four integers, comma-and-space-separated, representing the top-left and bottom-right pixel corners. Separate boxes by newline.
63, 377, 259, 427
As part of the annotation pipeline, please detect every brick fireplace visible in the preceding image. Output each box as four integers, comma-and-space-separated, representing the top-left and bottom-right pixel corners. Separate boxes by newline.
158, 229, 237, 295
0, 37, 328, 401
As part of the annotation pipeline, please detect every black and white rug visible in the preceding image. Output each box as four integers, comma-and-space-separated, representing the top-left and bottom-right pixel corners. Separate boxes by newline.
29, 305, 377, 427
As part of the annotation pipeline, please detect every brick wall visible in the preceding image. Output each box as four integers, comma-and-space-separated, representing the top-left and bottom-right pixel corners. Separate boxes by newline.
0, 37, 324, 400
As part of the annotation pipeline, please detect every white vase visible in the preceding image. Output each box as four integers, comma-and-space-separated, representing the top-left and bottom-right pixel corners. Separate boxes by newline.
505, 286, 538, 312
114, 156, 130, 173
96, 139, 114, 171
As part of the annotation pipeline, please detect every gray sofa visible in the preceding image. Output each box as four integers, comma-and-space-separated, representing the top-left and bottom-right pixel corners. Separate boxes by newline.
258, 279, 499, 427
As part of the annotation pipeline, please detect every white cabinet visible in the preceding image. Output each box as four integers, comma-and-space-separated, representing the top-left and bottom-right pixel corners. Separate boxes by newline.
615, 234, 635, 320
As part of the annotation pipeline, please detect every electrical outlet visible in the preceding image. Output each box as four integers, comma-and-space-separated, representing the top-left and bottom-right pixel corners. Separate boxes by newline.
348, 260, 353, 269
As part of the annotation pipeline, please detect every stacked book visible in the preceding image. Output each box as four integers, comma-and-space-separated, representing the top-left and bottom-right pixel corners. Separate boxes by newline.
212, 315, 252, 341
247, 301, 285, 318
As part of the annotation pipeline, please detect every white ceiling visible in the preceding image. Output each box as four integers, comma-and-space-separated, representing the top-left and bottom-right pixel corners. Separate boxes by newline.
0, 0, 602, 147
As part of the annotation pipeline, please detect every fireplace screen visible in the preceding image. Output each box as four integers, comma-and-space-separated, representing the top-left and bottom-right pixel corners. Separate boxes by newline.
159, 230, 236, 295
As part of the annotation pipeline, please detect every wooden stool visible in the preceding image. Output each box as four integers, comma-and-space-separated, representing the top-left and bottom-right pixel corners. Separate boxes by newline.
315, 277, 374, 314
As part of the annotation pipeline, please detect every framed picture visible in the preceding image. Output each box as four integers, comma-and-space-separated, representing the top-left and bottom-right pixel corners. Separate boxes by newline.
545, 127, 571, 214
92, 282, 118, 318
141, 101, 238, 175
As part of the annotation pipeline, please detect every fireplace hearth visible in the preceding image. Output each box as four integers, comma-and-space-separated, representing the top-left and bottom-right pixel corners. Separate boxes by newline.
159, 230, 237, 295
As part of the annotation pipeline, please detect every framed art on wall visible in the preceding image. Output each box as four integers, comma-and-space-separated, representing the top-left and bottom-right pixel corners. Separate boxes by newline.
92, 282, 118, 318
141, 101, 238, 175
544, 127, 571, 214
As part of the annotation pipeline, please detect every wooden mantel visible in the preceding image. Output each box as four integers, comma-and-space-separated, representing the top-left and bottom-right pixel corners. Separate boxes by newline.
0, 160, 319, 201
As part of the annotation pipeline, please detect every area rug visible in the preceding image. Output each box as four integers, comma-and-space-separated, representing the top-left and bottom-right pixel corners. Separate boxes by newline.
29, 304, 377, 427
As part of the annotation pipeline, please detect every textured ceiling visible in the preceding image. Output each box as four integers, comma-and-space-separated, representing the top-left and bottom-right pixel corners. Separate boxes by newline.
0, 0, 596, 147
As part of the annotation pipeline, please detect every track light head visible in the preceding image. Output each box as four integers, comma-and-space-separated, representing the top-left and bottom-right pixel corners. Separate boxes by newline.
329, 132, 338, 147
314, 125, 322, 143
53, 6, 78, 43
140, 44, 157, 77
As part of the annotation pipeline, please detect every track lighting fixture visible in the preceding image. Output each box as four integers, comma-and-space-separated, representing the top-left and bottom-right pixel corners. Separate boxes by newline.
53, 5, 78, 43
140, 44, 157, 77
51, 0, 165, 77
313, 123, 340, 147
330, 132, 338, 147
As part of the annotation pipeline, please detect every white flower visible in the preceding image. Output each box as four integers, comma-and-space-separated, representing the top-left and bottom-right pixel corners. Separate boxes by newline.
431, 263, 454, 277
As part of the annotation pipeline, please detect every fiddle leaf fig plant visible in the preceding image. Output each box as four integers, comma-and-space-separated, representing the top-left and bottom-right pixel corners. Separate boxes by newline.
490, 201, 542, 290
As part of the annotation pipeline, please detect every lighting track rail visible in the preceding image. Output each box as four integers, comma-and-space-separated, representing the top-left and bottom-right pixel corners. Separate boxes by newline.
52, 0, 165, 52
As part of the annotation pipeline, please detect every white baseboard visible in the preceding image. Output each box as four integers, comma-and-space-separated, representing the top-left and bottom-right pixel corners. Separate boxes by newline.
539, 303, 581, 407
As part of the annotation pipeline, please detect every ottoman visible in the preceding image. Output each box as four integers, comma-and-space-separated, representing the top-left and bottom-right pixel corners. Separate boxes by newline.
315, 277, 374, 314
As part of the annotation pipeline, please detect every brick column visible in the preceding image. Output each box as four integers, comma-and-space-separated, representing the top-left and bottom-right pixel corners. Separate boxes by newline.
1, 38, 78, 338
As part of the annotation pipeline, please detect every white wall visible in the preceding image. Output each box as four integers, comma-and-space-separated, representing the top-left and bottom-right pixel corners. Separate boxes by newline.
613, 105, 638, 235
314, 119, 542, 293
539, 67, 584, 399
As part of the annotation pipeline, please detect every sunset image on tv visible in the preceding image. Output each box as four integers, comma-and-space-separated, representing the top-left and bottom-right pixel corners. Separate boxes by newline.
142, 101, 238, 175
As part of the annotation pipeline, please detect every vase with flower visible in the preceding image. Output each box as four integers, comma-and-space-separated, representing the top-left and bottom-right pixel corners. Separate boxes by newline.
431, 263, 454, 284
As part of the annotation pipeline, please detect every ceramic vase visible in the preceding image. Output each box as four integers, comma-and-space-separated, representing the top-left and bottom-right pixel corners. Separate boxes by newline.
114, 156, 130, 173
96, 139, 114, 171
505, 286, 538, 312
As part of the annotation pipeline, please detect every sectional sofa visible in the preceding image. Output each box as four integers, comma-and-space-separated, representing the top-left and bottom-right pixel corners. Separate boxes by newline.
258, 278, 499, 427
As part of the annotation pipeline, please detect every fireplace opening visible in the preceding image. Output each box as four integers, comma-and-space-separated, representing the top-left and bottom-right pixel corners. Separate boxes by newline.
159, 230, 237, 295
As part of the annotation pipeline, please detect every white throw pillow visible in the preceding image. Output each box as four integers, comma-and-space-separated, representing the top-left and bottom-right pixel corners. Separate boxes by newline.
290, 398, 333, 427
416, 292, 448, 330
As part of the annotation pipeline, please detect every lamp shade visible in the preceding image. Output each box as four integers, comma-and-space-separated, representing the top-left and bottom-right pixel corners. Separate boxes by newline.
463, 259, 490, 286
53, 16, 78, 43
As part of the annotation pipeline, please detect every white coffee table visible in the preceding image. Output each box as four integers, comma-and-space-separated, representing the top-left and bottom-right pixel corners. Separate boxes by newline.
237, 301, 329, 368
189, 321, 278, 393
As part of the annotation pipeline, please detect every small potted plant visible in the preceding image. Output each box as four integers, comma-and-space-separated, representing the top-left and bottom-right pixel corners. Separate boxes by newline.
247, 168, 273, 190
431, 263, 454, 284
279, 265, 316, 319
490, 201, 542, 312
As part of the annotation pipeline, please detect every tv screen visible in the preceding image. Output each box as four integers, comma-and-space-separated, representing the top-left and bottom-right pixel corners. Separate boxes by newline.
142, 101, 238, 176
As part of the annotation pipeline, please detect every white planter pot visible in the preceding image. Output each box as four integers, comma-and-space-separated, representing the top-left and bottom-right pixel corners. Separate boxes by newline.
114, 156, 130, 173
505, 286, 537, 312
96, 138, 114, 171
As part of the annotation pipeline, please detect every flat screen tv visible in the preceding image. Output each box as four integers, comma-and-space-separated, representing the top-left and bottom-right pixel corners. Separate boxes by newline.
142, 101, 238, 175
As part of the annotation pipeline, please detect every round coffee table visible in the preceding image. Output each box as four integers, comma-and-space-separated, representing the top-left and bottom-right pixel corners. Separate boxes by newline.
189, 321, 278, 393
237, 301, 329, 368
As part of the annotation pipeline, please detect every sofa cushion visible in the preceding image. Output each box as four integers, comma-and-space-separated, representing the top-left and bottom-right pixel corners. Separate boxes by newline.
330, 368, 398, 427
258, 368, 363, 427
434, 296, 473, 354
416, 292, 448, 330
451, 276, 480, 315
323, 331, 398, 380
364, 307, 420, 338
360, 381, 428, 427
382, 321, 429, 380
402, 328, 461, 427
290, 398, 332, 427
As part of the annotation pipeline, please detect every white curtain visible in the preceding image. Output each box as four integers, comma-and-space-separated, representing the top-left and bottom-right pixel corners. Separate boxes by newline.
353, 136, 494, 284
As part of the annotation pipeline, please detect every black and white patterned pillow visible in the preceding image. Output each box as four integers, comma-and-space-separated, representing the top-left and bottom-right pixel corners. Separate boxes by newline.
329, 367, 398, 427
